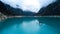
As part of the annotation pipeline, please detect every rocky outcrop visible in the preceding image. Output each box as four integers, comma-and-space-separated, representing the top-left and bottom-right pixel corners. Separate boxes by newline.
0, 12, 7, 21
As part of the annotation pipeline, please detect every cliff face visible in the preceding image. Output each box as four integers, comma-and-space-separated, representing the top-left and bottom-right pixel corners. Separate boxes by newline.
0, 12, 7, 21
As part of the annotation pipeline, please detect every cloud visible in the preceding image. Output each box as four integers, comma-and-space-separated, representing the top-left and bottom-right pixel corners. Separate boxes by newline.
0, 0, 56, 13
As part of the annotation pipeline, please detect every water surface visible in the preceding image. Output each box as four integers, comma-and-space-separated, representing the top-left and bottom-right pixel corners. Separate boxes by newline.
0, 17, 60, 34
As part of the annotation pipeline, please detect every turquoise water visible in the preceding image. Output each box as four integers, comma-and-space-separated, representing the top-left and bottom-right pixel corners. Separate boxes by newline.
0, 17, 60, 34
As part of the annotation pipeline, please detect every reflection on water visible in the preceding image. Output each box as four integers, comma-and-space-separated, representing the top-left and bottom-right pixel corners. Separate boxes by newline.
0, 17, 60, 34
22, 20, 40, 33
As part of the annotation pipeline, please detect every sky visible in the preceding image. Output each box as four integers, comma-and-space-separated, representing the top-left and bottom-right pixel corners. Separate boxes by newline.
0, 0, 56, 13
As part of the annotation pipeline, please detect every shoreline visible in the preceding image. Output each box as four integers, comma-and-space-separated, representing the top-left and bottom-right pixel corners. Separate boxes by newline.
8, 16, 60, 18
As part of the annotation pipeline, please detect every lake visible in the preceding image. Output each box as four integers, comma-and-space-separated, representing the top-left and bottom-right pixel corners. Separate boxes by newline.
0, 17, 60, 34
